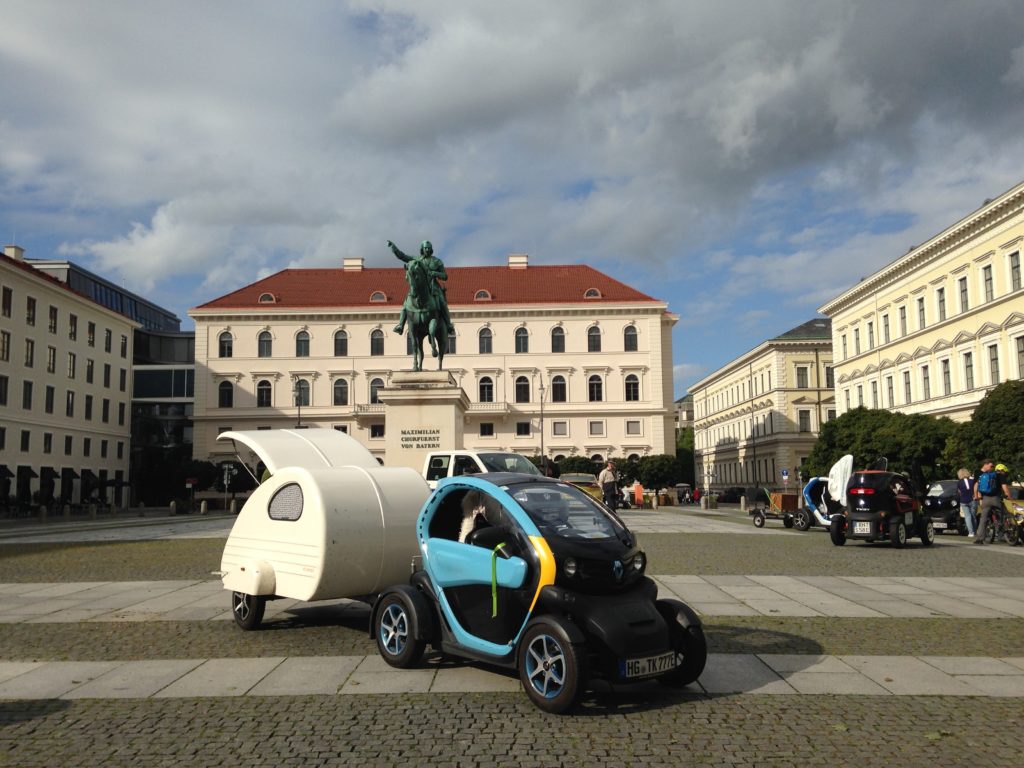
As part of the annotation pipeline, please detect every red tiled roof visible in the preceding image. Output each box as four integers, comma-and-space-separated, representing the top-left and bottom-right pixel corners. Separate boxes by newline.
193, 264, 659, 311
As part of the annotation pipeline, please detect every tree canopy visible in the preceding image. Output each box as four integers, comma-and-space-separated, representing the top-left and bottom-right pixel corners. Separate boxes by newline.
944, 381, 1024, 479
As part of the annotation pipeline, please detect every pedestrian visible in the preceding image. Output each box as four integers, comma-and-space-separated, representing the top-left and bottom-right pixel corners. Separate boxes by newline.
973, 460, 1011, 544
598, 460, 619, 510
956, 468, 976, 537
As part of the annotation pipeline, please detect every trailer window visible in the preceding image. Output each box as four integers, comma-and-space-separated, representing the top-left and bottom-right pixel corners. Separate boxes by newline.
268, 483, 303, 521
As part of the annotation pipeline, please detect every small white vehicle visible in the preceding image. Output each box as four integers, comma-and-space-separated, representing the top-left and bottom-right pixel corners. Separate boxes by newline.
217, 429, 429, 629
793, 455, 853, 532
423, 450, 542, 489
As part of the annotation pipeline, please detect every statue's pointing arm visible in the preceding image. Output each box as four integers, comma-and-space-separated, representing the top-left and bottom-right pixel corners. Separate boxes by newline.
388, 240, 412, 263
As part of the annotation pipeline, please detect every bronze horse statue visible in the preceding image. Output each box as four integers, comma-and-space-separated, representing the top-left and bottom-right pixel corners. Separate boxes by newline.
404, 256, 448, 371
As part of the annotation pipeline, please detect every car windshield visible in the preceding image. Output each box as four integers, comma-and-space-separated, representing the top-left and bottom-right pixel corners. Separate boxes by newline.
509, 482, 627, 541
927, 481, 957, 496
478, 453, 542, 475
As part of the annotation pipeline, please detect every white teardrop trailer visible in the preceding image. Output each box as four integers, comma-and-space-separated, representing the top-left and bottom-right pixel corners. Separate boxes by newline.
215, 429, 429, 629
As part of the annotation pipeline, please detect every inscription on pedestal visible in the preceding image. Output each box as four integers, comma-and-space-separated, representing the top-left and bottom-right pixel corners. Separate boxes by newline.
400, 428, 441, 449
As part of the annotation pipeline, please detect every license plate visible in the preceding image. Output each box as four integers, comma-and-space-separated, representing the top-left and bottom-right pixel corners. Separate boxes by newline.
933, 522, 947, 529
853, 521, 871, 534
620, 651, 678, 679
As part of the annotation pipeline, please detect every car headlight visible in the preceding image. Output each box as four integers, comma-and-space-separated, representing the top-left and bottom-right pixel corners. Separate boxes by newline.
563, 557, 578, 578
633, 551, 645, 572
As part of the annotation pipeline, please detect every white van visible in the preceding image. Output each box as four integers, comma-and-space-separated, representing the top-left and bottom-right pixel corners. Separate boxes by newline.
423, 450, 542, 488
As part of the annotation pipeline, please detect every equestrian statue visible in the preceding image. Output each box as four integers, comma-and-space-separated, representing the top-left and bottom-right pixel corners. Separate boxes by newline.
388, 239, 454, 372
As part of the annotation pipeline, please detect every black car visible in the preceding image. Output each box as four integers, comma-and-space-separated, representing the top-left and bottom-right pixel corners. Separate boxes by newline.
923, 480, 964, 535
830, 470, 935, 548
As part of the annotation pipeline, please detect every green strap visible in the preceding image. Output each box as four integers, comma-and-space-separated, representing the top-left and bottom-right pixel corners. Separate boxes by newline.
491, 542, 507, 617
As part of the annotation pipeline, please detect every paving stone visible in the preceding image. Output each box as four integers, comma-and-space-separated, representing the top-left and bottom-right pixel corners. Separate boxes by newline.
839, 655, 979, 696
63, 659, 204, 699
154, 657, 284, 697
698, 654, 795, 694
0, 661, 120, 699
0, 661, 44, 684
757, 654, 858, 675
780, 671, 891, 695
919, 656, 1024, 675
954, 674, 1024, 697
430, 664, 521, 693
248, 655, 362, 696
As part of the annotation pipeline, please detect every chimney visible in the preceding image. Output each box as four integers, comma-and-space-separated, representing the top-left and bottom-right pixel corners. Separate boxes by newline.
342, 257, 364, 272
508, 253, 528, 269
4, 244, 25, 261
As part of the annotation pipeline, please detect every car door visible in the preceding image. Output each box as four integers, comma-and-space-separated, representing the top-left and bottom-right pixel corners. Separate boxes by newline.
891, 477, 917, 526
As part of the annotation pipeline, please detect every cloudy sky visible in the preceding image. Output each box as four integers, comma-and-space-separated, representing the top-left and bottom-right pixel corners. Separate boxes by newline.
3, 1, 1024, 397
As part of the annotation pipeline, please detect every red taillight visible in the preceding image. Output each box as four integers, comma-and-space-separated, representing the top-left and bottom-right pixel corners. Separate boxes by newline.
851, 487, 875, 495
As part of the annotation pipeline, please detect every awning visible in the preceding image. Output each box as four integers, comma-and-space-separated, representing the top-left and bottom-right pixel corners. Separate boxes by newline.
0, 465, 13, 480
17, 466, 39, 479
40, 467, 59, 480
62, 468, 81, 480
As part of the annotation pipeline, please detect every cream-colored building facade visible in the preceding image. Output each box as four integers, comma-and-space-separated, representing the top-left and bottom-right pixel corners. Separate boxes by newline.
0, 246, 135, 507
190, 255, 678, 465
819, 181, 1024, 421
690, 320, 834, 492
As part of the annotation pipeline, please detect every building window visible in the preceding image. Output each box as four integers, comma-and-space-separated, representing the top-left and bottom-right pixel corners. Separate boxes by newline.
294, 330, 309, 357
258, 331, 273, 357
623, 326, 638, 352
474, 289, 491, 301
120, 334, 128, 358
899, 306, 907, 336
588, 420, 604, 437
959, 277, 969, 312
118, 402, 125, 425
796, 367, 809, 389
903, 371, 912, 403
370, 329, 384, 356
1018, 337, 1024, 378
370, 424, 385, 439
515, 376, 530, 403
548, 375, 566, 403
983, 265, 994, 302
886, 376, 894, 407
827, 408, 837, 421
1011, 252, 1021, 291
218, 332, 233, 358
0, 330, 8, 362
444, 334, 456, 355
45, 346, 56, 374
625, 374, 640, 401
867, 322, 874, 349
369, 377, 384, 404
514, 327, 529, 354
259, 293, 276, 303
21, 430, 30, 451
45, 385, 54, 414
119, 369, 126, 392
941, 359, 951, 396
841, 335, 847, 359
478, 376, 494, 403
936, 288, 946, 321
24, 338, 34, 367
257, 380, 272, 407
917, 297, 926, 330
0, 375, 6, 406
856, 385, 863, 407
1, 286, 10, 317
588, 375, 603, 402
83, 437, 91, 457
104, 328, 112, 353
26, 296, 36, 325
22, 380, 32, 410
798, 410, 811, 432
550, 327, 565, 353
117, 441, 124, 459
100, 440, 107, 459
103, 363, 111, 388
988, 344, 1000, 384
825, 366, 834, 388
552, 421, 568, 436
844, 389, 850, 410
964, 352, 974, 390
87, 321, 95, 347
626, 419, 641, 436
882, 315, 890, 344
66, 390, 75, 417
334, 330, 348, 356
479, 422, 494, 437
64, 435, 72, 455
218, 381, 233, 408
587, 326, 601, 353
921, 365, 931, 400
478, 328, 492, 354
69, 314, 77, 340
871, 381, 878, 408
333, 379, 349, 406
48, 306, 58, 333
333, 425, 348, 434
853, 329, 860, 355
294, 379, 311, 407
370, 291, 386, 303
516, 421, 531, 436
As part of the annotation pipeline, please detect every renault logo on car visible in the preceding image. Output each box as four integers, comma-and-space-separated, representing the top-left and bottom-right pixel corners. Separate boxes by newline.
612, 560, 624, 581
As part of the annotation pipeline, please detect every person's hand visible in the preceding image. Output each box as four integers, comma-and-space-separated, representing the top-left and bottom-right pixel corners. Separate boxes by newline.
387, 240, 394, 248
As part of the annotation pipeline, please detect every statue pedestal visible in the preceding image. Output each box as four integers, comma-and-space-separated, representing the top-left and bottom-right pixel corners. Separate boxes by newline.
381, 371, 469, 472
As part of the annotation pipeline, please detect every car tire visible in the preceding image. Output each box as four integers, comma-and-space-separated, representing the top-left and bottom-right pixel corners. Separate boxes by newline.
890, 520, 907, 548
919, 519, 935, 546
231, 591, 266, 631
794, 509, 812, 532
752, 512, 766, 528
658, 624, 708, 688
829, 517, 847, 546
374, 592, 426, 669
783, 515, 795, 529
518, 618, 585, 714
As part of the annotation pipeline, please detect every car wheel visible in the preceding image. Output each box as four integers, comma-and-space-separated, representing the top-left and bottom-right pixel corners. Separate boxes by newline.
890, 520, 907, 548
752, 512, 766, 528
829, 517, 846, 546
783, 515, 795, 529
658, 624, 708, 688
518, 618, 585, 714
374, 593, 426, 668
231, 591, 266, 631
794, 509, 811, 532
919, 519, 935, 546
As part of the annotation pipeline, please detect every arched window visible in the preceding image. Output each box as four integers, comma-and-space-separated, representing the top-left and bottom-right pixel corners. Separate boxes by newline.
624, 326, 638, 352
479, 376, 494, 403
625, 374, 640, 401
218, 331, 233, 358
218, 380, 233, 408
370, 291, 386, 302
295, 330, 310, 357
333, 379, 349, 406
551, 375, 567, 402
554, 454, 566, 463
479, 328, 492, 354
369, 377, 384, 404
258, 293, 275, 303
334, 330, 348, 357
258, 331, 272, 358
584, 288, 601, 299
256, 380, 271, 408
588, 374, 603, 402
370, 329, 384, 356
627, 453, 640, 462
514, 327, 529, 354
515, 375, 530, 403
587, 326, 602, 353
474, 289, 491, 301
590, 454, 604, 463
294, 379, 310, 407
550, 327, 565, 353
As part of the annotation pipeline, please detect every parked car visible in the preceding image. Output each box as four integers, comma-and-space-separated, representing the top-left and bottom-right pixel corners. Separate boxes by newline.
423, 450, 541, 488
560, 473, 604, 503
923, 479, 964, 535
371, 473, 707, 713
830, 470, 934, 548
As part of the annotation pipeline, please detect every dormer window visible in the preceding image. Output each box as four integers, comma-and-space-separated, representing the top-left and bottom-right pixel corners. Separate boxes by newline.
584, 288, 602, 299
474, 289, 492, 301
258, 293, 276, 303
370, 291, 387, 302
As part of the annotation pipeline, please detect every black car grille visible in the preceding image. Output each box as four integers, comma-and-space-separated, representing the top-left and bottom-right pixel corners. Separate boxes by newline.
573, 554, 642, 591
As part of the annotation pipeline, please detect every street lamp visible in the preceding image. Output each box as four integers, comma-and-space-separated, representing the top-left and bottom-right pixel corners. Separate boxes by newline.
538, 378, 546, 475
293, 380, 303, 428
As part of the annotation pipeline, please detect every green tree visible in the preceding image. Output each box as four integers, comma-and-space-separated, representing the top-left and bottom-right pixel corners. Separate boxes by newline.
675, 427, 696, 485
637, 454, 682, 490
559, 456, 600, 475
953, 381, 1024, 479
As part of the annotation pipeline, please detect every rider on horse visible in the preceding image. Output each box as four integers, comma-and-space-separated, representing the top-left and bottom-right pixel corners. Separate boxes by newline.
388, 240, 455, 336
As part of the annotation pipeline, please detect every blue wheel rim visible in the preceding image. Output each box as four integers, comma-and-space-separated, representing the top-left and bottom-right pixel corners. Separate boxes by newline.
525, 633, 566, 699
379, 603, 409, 656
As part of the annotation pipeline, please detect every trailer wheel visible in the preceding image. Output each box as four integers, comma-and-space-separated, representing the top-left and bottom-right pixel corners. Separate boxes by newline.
374, 593, 426, 668
231, 591, 266, 631
752, 511, 766, 528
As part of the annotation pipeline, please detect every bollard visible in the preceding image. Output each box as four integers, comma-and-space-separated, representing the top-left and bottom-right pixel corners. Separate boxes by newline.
39, 504, 48, 522
229, 498, 238, 515
63, 504, 71, 521
701, 496, 708, 510
110, 503, 117, 517
88, 503, 97, 520
740, 496, 747, 512
200, 500, 208, 515
139, 501, 146, 518
169, 500, 177, 516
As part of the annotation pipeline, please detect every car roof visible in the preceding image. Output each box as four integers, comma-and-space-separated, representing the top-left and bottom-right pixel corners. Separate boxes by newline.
443, 472, 561, 489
